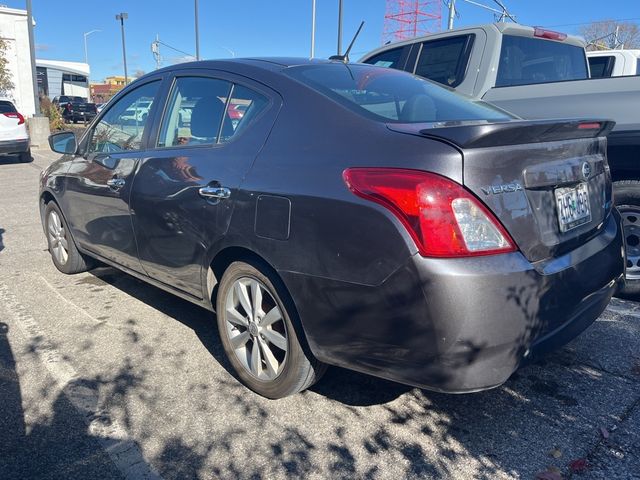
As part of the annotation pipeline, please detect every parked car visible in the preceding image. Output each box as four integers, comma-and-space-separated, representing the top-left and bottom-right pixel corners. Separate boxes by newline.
41, 59, 624, 398
120, 99, 153, 123
0, 98, 30, 162
588, 49, 640, 78
360, 23, 640, 297
53, 95, 97, 124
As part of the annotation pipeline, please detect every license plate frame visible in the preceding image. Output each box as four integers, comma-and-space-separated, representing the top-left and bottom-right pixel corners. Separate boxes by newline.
554, 182, 591, 233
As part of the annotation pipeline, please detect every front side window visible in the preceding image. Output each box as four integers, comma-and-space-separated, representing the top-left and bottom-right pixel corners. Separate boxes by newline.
88, 80, 160, 154
286, 64, 512, 124
415, 35, 473, 87
496, 35, 588, 87
157, 76, 268, 148
362, 47, 404, 69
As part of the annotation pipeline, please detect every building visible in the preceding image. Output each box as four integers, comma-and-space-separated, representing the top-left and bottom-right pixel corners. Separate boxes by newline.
90, 82, 121, 104
105, 75, 127, 87
0, 6, 36, 116
36, 59, 90, 100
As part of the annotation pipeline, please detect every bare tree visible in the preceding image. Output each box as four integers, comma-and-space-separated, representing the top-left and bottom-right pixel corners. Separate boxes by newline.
0, 39, 15, 95
133, 69, 146, 79
579, 20, 640, 51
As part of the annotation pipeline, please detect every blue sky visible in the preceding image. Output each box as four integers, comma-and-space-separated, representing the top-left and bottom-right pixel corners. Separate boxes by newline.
8, 0, 640, 82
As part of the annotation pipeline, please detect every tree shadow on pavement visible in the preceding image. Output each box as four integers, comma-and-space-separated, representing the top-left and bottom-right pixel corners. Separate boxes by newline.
66, 265, 639, 480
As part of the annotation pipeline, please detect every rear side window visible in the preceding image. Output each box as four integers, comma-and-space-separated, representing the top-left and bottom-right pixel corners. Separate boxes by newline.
157, 77, 268, 148
0, 101, 16, 114
363, 47, 404, 69
415, 35, 474, 87
496, 35, 588, 87
588, 56, 614, 78
286, 64, 511, 124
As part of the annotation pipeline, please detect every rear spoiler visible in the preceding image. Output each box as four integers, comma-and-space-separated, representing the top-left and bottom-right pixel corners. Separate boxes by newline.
388, 119, 615, 149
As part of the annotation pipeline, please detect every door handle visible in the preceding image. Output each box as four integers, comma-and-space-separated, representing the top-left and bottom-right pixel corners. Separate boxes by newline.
107, 178, 126, 190
198, 186, 231, 200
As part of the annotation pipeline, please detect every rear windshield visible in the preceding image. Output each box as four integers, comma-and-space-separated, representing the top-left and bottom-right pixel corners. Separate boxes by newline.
72, 96, 86, 102
0, 101, 16, 114
285, 64, 511, 124
496, 35, 588, 87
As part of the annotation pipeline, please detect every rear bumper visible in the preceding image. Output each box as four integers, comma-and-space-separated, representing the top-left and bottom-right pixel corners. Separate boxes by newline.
0, 139, 29, 155
283, 210, 625, 393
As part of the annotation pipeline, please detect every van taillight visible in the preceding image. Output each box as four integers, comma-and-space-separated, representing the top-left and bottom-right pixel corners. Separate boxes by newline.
533, 27, 567, 41
3, 112, 25, 125
343, 168, 516, 258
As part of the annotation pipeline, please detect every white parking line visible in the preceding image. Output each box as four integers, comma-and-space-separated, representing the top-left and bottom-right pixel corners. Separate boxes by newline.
39, 275, 105, 325
0, 281, 163, 480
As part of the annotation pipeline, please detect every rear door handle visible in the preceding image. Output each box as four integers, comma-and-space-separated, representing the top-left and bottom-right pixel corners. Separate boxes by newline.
198, 186, 231, 200
107, 178, 126, 190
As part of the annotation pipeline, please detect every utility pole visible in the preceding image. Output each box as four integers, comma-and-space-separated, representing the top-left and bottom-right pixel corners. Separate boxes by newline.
447, 0, 456, 30
310, 0, 316, 58
337, 0, 343, 55
115, 13, 129, 84
194, 0, 201, 60
26, 0, 40, 115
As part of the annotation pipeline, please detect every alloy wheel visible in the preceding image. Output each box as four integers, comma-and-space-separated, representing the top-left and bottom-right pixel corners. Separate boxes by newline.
224, 277, 289, 381
47, 210, 69, 265
620, 205, 640, 280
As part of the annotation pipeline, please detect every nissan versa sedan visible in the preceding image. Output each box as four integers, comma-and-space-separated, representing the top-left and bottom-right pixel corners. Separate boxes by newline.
40, 58, 625, 399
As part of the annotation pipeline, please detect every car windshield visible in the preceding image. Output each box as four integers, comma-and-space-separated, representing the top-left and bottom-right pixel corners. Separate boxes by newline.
285, 63, 512, 124
0, 101, 16, 113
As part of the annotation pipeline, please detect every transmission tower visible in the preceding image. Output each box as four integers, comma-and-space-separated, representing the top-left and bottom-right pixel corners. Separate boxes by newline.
383, 0, 442, 44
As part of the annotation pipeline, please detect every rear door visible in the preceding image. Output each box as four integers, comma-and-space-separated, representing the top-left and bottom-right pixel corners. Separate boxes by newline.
130, 70, 281, 297
63, 78, 163, 271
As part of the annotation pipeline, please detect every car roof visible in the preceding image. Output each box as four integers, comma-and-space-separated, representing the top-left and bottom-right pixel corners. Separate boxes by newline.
149, 57, 336, 76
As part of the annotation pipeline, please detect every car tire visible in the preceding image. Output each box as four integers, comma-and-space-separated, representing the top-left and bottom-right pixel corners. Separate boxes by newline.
215, 260, 326, 398
44, 202, 93, 274
19, 149, 31, 163
614, 180, 640, 299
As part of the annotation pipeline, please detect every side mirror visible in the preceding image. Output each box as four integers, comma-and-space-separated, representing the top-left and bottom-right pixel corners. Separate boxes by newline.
49, 131, 77, 155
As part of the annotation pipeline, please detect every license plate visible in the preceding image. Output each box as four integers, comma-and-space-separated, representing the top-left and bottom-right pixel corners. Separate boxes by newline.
555, 183, 591, 232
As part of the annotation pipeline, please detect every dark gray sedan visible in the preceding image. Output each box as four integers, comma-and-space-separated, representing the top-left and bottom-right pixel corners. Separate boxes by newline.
40, 58, 625, 398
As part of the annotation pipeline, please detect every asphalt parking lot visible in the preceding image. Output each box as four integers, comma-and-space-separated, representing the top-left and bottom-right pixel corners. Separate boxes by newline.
1, 150, 639, 480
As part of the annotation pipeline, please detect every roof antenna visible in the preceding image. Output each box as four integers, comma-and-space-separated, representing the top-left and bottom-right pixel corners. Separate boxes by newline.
329, 21, 365, 63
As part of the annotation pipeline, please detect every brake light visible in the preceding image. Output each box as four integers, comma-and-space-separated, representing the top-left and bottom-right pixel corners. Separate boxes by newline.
3, 112, 24, 125
578, 122, 601, 130
343, 168, 516, 257
533, 27, 567, 41
65, 103, 72, 111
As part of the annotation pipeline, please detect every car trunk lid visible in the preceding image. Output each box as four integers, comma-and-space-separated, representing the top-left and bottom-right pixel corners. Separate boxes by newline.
387, 119, 615, 262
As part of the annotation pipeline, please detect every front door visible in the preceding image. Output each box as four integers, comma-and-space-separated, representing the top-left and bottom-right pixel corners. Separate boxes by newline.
63, 79, 162, 271
130, 72, 279, 298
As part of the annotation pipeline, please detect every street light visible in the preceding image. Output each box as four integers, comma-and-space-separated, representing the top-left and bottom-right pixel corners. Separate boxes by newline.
115, 12, 128, 84
194, 0, 200, 61
83, 29, 100, 64
83, 29, 100, 101
310, 0, 316, 58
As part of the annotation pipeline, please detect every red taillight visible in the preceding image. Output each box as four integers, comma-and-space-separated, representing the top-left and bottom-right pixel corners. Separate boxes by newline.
578, 122, 601, 130
3, 112, 25, 125
65, 103, 72, 111
533, 27, 567, 41
343, 168, 516, 258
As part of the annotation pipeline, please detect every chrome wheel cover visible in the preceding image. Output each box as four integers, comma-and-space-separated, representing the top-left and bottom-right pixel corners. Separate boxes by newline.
620, 205, 640, 280
47, 210, 69, 265
224, 277, 288, 381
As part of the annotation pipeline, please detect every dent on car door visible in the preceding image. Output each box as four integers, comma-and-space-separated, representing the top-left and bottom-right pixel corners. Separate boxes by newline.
130, 73, 278, 298
63, 80, 162, 271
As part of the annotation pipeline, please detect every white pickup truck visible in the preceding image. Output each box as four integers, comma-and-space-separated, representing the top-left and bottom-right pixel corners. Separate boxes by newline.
360, 23, 640, 296
588, 49, 640, 78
